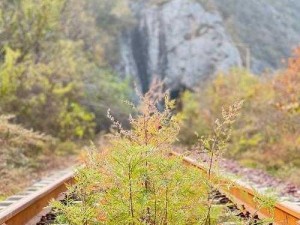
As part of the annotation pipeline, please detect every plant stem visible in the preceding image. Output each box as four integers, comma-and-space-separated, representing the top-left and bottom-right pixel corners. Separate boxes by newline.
163, 185, 169, 225
128, 163, 135, 224
153, 183, 157, 224
204, 139, 216, 225
143, 115, 151, 223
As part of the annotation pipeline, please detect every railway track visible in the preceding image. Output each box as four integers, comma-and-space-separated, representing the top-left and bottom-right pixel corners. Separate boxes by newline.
0, 169, 74, 225
0, 153, 299, 225
170, 151, 300, 225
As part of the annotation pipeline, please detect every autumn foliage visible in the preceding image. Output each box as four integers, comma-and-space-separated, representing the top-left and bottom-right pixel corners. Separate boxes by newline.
179, 47, 300, 184
274, 47, 300, 113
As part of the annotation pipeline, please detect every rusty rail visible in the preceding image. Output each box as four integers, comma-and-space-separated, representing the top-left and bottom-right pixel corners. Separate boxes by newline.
170, 151, 300, 225
0, 153, 300, 225
0, 169, 74, 225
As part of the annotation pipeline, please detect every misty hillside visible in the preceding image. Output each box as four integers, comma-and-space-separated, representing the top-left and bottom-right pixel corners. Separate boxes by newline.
213, 0, 300, 72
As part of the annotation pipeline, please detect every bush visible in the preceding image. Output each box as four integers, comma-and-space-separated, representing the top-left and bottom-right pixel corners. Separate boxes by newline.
179, 48, 300, 182
51, 82, 250, 225
55, 141, 78, 156
0, 114, 53, 170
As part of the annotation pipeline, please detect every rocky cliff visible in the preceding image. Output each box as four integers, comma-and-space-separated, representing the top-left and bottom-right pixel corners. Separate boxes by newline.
118, 0, 300, 92
118, 0, 241, 92
213, 0, 300, 73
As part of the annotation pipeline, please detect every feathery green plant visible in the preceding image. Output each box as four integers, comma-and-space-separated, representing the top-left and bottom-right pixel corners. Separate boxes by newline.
51, 81, 263, 224
52, 81, 205, 224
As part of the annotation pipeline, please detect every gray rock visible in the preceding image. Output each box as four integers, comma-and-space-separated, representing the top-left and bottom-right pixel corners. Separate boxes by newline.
118, 0, 241, 92
212, 0, 300, 73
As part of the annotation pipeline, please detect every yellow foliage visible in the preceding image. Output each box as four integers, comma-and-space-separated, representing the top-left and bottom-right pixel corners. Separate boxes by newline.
179, 57, 300, 182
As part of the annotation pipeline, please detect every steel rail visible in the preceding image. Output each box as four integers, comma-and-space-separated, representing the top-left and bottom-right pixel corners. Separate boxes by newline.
0, 153, 299, 225
170, 151, 300, 225
0, 169, 74, 225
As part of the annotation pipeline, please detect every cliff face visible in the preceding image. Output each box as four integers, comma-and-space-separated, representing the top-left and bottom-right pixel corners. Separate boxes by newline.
118, 0, 300, 92
213, 0, 300, 73
118, 0, 241, 92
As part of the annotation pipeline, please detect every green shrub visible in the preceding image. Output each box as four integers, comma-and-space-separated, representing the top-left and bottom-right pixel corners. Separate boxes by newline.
52, 82, 249, 225
55, 141, 78, 156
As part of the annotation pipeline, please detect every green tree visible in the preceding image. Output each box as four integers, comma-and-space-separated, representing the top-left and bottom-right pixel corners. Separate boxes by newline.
0, 0, 134, 140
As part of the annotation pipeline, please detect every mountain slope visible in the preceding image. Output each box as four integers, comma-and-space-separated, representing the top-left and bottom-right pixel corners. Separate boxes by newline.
118, 0, 300, 91
119, 0, 241, 92
213, 0, 300, 73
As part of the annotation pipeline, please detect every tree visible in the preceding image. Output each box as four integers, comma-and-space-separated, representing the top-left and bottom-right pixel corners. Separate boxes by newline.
0, 0, 134, 140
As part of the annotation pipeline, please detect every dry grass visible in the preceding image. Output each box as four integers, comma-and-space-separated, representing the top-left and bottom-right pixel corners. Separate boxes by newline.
0, 152, 77, 200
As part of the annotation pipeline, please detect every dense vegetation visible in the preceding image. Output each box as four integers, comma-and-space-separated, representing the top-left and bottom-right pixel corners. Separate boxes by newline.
0, 114, 54, 197
179, 47, 300, 184
0, 0, 134, 197
0, 0, 133, 140
52, 83, 275, 224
